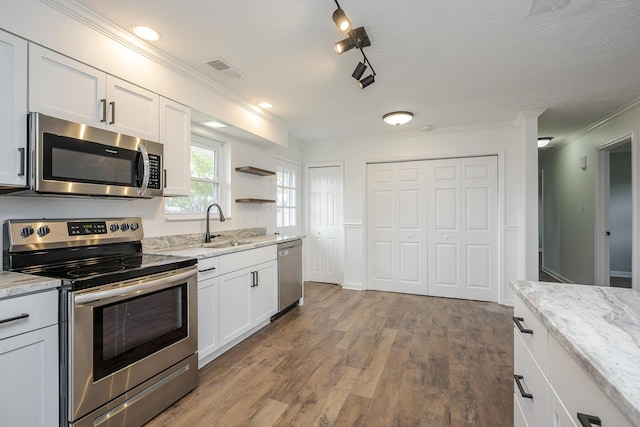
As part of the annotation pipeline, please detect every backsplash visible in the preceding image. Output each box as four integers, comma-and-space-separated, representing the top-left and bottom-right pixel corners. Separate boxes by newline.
142, 227, 267, 251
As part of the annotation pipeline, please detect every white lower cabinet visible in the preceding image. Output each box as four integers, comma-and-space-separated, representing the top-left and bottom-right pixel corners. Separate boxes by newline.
197, 245, 278, 367
514, 293, 634, 427
0, 290, 58, 427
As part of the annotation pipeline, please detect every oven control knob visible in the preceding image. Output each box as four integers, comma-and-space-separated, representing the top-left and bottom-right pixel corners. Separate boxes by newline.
130, 222, 139, 231
37, 226, 50, 237
120, 223, 130, 232
109, 224, 119, 232
20, 226, 34, 238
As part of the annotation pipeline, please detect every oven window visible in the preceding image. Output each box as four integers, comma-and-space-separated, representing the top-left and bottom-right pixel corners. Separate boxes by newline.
94, 284, 188, 381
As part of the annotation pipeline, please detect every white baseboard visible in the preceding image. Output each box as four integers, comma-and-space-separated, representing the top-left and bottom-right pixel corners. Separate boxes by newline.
610, 270, 632, 278
341, 282, 363, 291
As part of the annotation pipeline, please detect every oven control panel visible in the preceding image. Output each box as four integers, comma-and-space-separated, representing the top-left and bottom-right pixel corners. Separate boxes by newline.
4, 217, 144, 252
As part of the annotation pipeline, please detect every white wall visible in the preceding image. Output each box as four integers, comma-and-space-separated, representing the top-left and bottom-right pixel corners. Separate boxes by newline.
540, 101, 640, 287
339, 123, 526, 304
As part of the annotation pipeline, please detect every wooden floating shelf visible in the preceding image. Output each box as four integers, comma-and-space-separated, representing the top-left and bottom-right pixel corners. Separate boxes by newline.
235, 166, 275, 176
235, 198, 276, 204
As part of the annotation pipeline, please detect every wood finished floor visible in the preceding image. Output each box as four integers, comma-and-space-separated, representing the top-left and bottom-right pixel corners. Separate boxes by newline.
147, 282, 514, 427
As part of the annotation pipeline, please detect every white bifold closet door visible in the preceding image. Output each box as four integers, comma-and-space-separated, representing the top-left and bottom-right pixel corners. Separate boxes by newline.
367, 156, 498, 302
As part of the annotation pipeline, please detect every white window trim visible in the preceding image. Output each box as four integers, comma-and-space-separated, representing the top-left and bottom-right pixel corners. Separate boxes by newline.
275, 157, 301, 234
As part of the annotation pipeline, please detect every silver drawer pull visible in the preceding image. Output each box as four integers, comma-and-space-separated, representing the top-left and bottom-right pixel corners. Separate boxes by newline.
514, 375, 533, 399
513, 316, 533, 334
198, 267, 217, 273
577, 413, 601, 427
0, 313, 29, 325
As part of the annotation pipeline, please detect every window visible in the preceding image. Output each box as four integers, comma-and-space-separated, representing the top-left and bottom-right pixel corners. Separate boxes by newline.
276, 164, 298, 228
165, 137, 223, 216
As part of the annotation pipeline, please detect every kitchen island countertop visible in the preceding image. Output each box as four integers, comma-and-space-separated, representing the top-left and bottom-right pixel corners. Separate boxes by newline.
510, 280, 640, 425
0, 271, 60, 299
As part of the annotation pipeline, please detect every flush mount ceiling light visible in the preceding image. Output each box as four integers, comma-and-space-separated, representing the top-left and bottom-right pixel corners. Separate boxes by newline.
332, 2, 351, 33
132, 25, 160, 41
383, 111, 414, 126
331, 3, 377, 89
538, 137, 553, 148
202, 120, 227, 129
258, 102, 273, 109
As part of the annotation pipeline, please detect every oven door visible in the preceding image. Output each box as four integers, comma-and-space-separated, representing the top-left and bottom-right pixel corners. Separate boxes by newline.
68, 267, 197, 423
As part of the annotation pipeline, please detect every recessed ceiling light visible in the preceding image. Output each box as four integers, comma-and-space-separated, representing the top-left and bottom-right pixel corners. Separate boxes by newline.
258, 102, 273, 109
202, 120, 227, 129
132, 26, 160, 41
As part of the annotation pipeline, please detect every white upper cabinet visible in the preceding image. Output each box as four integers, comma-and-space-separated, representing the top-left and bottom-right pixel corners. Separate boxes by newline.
160, 97, 191, 196
0, 30, 28, 188
28, 44, 159, 141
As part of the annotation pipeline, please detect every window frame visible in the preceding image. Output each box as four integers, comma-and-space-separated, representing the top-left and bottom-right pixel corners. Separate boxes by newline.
275, 158, 300, 234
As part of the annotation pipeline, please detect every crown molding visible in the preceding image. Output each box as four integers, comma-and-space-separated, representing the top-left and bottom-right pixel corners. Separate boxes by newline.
39, 0, 289, 130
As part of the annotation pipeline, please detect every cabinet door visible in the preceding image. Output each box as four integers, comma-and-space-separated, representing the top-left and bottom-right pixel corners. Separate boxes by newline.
219, 269, 252, 346
198, 278, 220, 365
251, 261, 278, 324
0, 324, 58, 427
106, 75, 159, 140
28, 43, 106, 127
548, 385, 577, 427
160, 97, 191, 196
0, 30, 28, 187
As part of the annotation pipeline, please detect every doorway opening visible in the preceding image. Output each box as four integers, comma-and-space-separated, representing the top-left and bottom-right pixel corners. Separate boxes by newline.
596, 138, 633, 288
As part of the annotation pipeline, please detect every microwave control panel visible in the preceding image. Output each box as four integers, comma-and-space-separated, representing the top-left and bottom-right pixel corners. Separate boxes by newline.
148, 154, 161, 189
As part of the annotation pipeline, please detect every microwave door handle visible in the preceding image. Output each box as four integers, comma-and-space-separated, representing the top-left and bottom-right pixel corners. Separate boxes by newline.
137, 144, 150, 196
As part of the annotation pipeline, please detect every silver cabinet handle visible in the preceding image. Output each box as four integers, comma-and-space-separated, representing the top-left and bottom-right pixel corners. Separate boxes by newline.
100, 99, 107, 123
0, 313, 29, 325
18, 148, 25, 177
198, 267, 217, 273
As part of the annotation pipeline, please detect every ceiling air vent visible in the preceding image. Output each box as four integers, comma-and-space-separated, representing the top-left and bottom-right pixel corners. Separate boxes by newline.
204, 58, 245, 79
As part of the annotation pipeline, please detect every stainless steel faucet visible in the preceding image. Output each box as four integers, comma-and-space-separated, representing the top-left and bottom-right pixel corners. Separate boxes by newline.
204, 203, 226, 243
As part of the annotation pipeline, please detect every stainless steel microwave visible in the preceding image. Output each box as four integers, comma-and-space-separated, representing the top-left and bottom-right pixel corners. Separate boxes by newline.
25, 113, 163, 198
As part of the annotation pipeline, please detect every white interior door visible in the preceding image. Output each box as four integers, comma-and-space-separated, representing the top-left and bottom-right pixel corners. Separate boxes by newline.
308, 166, 343, 284
367, 161, 428, 295
427, 156, 498, 301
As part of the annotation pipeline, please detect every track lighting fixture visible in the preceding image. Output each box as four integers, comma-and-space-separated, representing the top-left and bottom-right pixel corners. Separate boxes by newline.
332, 3, 351, 33
352, 61, 367, 80
331, 3, 378, 89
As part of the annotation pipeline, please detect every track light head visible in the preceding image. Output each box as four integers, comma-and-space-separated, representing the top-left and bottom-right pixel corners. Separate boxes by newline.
352, 61, 367, 80
334, 37, 356, 55
359, 74, 375, 89
332, 7, 351, 33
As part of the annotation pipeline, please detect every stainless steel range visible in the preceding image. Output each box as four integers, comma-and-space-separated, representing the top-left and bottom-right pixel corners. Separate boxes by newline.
3, 217, 198, 427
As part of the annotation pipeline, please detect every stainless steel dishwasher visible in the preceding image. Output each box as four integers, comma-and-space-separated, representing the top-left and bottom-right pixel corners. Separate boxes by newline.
276, 239, 303, 316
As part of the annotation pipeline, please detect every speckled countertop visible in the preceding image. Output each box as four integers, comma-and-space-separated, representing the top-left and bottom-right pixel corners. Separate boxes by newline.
0, 271, 60, 299
144, 233, 303, 259
510, 280, 640, 425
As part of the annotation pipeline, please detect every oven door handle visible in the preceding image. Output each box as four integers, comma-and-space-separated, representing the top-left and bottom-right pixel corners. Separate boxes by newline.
74, 270, 195, 306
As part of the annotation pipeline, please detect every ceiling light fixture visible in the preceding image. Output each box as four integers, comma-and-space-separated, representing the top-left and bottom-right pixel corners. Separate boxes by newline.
538, 137, 553, 148
331, 3, 377, 89
332, 2, 351, 33
383, 111, 414, 126
132, 26, 160, 41
202, 120, 227, 129
258, 102, 273, 109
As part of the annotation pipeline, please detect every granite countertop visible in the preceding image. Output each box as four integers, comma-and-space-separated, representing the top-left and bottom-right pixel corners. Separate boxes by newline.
0, 271, 60, 300
510, 280, 640, 425
145, 234, 303, 259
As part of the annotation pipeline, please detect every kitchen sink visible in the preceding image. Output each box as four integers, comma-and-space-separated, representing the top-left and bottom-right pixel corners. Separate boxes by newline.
202, 240, 252, 249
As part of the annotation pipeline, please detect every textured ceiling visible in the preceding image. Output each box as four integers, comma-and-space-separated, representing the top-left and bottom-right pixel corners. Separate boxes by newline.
72, 0, 640, 146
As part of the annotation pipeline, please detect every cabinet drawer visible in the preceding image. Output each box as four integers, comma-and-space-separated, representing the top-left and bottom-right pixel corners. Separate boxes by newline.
513, 296, 548, 374
514, 396, 530, 427
547, 384, 577, 427
0, 291, 57, 340
548, 335, 633, 427
197, 256, 220, 284
514, 331, 547, 427
219, 246, 276, 275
